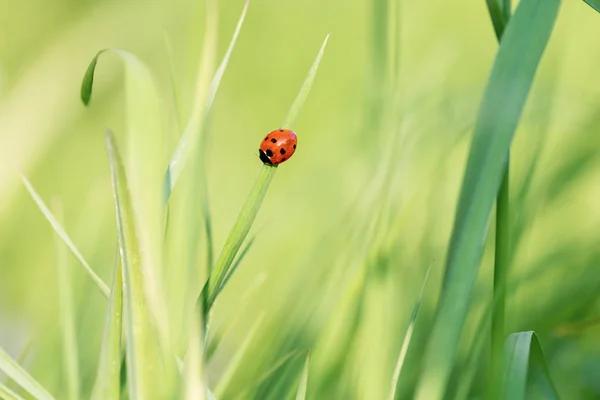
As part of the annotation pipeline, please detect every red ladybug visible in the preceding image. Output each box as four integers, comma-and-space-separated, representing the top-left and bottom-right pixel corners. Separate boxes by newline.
259, 129, 297, 165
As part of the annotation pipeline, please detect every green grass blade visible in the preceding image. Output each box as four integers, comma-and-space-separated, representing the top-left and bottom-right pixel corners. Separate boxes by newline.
201, 34, 330, 312
52, 200, 80, 400
502, 331, 560, 400
105, 131, 166, 400
387, 265, 432, 400
486, 0, 510, 38
584, 0, 600, 12
183, 308, 207, 400
19, 173, 109, 298
213, 315, 265, 398
213, 234, 257, 302
203, 166, 276, 312
0, 382, 25, 400
281, 33, 330, 129
163, 29, 183, 134
164, 0, 249, 201
295, 351, 310, 400
0, 346, 55, 400
90, 254, 123, 400
413, 0, 561, 398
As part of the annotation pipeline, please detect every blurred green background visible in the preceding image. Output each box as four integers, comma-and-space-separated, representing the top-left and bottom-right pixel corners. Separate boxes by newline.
2, 0, 600, 398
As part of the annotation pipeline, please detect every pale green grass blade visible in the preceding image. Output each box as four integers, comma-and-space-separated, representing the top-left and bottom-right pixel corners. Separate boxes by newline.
0, 382, 25, 400
0, 346, 55, 400
163, 29, 183, 134
214, 314, 265, 398
214, 234, 257, 302
90, 254, 123, 400
387, 265, 432, 400
183, 308, 206, 400
501, 331, 560, 400
203, 166, 276, 312
295, 351, 310, 400
82, 46, 171, 364
52, 200, 80, 400
281, 33, 330, 129
413, 0, 561, 398
164, 0, 249, 201
584, 0, 600, 12
19, 173, 109, 298
105, 131, 166, 400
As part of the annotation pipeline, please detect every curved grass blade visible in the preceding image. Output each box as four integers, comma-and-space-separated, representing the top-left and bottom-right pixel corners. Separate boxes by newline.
91, 253, 123, 400
0, 382, 25, 400
214, 234, 257, 302
105, 131, 166, 400
81, 46, 171, 362
387, 265, 432, 400
584, 0, 600, 12
501, 331, 560, 400
19, 173, 109, 298
295, 351, 310, 400
200, 33, 330, 313
281, 34, 330, 129
413, 1, 561, 399
52, 200, 80, 400
0, 346, 55, 400
164, 0, 249, 201
214, 314, 265, 398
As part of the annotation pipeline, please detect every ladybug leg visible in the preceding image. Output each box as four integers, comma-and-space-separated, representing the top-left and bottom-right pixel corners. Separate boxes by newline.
259, 149, 273, 165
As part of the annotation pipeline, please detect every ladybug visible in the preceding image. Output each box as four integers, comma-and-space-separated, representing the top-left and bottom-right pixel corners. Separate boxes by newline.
259, 129, 297, 165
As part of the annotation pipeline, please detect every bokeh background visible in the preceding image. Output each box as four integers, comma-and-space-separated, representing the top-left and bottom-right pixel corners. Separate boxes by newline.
2, 0, 600, 398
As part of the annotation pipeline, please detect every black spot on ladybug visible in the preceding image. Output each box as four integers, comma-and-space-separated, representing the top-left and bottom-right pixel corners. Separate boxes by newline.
264, 136, 269, 141
279, 129, 284, 132
266, 149, 273, 157
259, 149, 272, 165
281, 157, 286, 162
280, 148, 286, 155
271, 138, 277, 143
293, 144, 296, 149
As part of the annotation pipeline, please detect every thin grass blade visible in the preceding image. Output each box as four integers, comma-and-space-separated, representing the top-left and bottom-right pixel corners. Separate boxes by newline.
164, 0, 249, 201
501, 331, 560, 400
19, 173, 109, 298
105, 131, 166, 400
52, 200, 80, 400
0, 382, 25, 400
295, 351, 310, 400
387, 265, 432, 400
90, 253, 123, 400
214, 314, 265, 398
413, 1, 560, 398
584, 0, 600, 12
214, 234, 257, 301
201, 34, 330, 312
281, 34, 330, 129
0, 346, 55, 400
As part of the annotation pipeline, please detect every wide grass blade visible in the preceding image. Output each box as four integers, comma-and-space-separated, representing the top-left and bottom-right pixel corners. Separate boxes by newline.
164, 0, 249, 201
501, 331, 560, 400
0, 346, 55, 400
0, 383, 25, 400
201, 33, 330, 312
90, 254, 123, 400
387, 265, 432, 400
584, 0, 600, 12
52, 200, 80, 400
105, 131, 166, 400
19, 173, 109, 298
214, 315, 265, 398
413, 0, 561, 398
82, 46, 171, 360
183, 308, 206, 400
281, 34, 330, 129
295, 351, 310, 400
